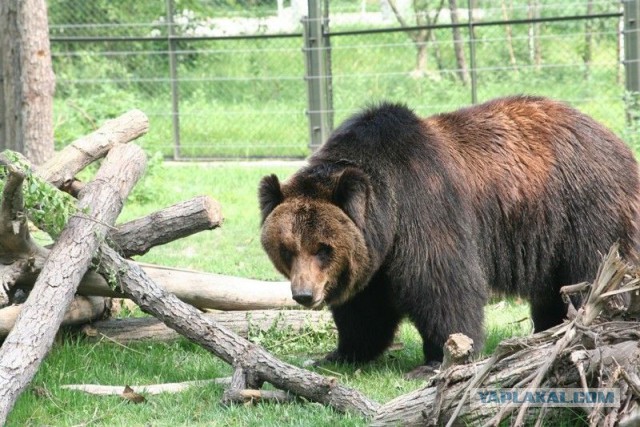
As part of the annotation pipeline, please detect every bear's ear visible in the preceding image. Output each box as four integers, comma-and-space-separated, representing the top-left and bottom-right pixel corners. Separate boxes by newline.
258, 174, 283, 224
333, 167, 369, 229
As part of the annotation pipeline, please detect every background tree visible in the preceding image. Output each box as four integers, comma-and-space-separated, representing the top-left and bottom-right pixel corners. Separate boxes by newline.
448, 0, 469, 84
388, 0, 446, 78
583, 0, 594, 80
527, 0, 542, 70
500, 0, 518, 71
0, 0, 55, 165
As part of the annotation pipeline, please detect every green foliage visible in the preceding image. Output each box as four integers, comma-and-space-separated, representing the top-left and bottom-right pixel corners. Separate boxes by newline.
247, 312, 336, 356
0, 151, 77, 239
22, 175, 77, 239
126, 151, 165, 205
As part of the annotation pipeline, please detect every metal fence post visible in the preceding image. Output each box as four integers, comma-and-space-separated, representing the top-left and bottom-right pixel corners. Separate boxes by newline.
624, 0, 640, 92
623, 0, 640, 145
467, 0, 478, 104
0, 42, 4, 149
166, 0, 181, 159
302, 0, 333, 151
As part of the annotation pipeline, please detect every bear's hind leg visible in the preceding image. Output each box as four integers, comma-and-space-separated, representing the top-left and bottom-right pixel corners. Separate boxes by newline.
530, 293, 568, 332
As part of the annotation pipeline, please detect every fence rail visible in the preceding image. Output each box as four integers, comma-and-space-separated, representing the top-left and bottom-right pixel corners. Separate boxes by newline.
47, 0, 639, 159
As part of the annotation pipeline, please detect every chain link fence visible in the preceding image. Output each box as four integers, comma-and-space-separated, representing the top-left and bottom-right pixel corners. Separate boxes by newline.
48, 0, 633, 159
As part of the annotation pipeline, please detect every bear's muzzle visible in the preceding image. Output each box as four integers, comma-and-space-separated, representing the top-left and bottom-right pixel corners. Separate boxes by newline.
290, 255, 326, 308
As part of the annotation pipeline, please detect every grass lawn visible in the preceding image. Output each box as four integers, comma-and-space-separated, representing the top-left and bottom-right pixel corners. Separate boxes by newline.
8, 162, 552, 426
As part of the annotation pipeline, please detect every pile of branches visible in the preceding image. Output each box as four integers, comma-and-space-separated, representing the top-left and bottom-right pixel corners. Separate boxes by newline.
372, 245, 640, 426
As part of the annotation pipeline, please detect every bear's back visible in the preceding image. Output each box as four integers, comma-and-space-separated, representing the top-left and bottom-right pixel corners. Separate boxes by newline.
430, 96, 640, 292
311, 102, 439, 173
311, 96, 640, 295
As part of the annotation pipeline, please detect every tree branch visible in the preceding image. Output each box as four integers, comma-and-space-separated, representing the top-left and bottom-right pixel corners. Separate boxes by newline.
39, 109, 149, 189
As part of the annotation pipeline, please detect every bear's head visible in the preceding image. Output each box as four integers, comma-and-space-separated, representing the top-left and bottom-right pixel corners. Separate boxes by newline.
258, 167, 372, 308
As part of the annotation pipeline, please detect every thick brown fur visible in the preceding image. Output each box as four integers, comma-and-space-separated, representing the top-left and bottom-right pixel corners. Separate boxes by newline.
259, 96, 640, 366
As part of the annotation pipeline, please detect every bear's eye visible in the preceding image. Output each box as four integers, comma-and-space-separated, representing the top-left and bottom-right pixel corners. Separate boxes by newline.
279, 246, 294, 266
315, 244, 333, 264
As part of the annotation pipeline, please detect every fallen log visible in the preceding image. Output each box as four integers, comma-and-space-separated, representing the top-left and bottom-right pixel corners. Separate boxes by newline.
8, 191, 291, 311
74, 264, 297, 311
0, 114, 286, 313
0, 143, 146, 423
0, 296, 108, 338
4, 187, 290, 311
79, 309, 333, 343
7, 244, 294, 314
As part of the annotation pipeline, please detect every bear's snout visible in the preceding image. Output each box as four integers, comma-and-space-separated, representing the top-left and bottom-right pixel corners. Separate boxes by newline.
289, 254, 328, 308
291, 288, 315, 306
290, 279, 324, 308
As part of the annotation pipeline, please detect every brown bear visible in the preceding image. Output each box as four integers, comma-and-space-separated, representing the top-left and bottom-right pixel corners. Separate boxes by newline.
258, 96, 640, 369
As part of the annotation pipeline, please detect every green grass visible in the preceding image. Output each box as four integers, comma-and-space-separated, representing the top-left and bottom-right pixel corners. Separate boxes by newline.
3, 162, 554, 426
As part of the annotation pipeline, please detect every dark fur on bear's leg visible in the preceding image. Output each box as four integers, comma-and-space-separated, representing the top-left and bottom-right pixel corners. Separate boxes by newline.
327, 274, 402, 364
412, 295, 486, 364
530, 293, 568, 332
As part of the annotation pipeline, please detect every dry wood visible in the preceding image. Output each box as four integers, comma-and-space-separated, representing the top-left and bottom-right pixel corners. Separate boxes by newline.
111, 195, 223, 257
39, 109, 149, 189
80, 309, 333, 344
0, 144, 146, 424
0, 296, 108, 338
61, 378, 231, 395
441, 333, 474, 370
2, 186, 266, 311
371, 328, 636, 426
0, 182, 284, 311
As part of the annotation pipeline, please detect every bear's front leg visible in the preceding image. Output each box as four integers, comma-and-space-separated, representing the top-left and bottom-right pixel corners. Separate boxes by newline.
326, 276, 402, 364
